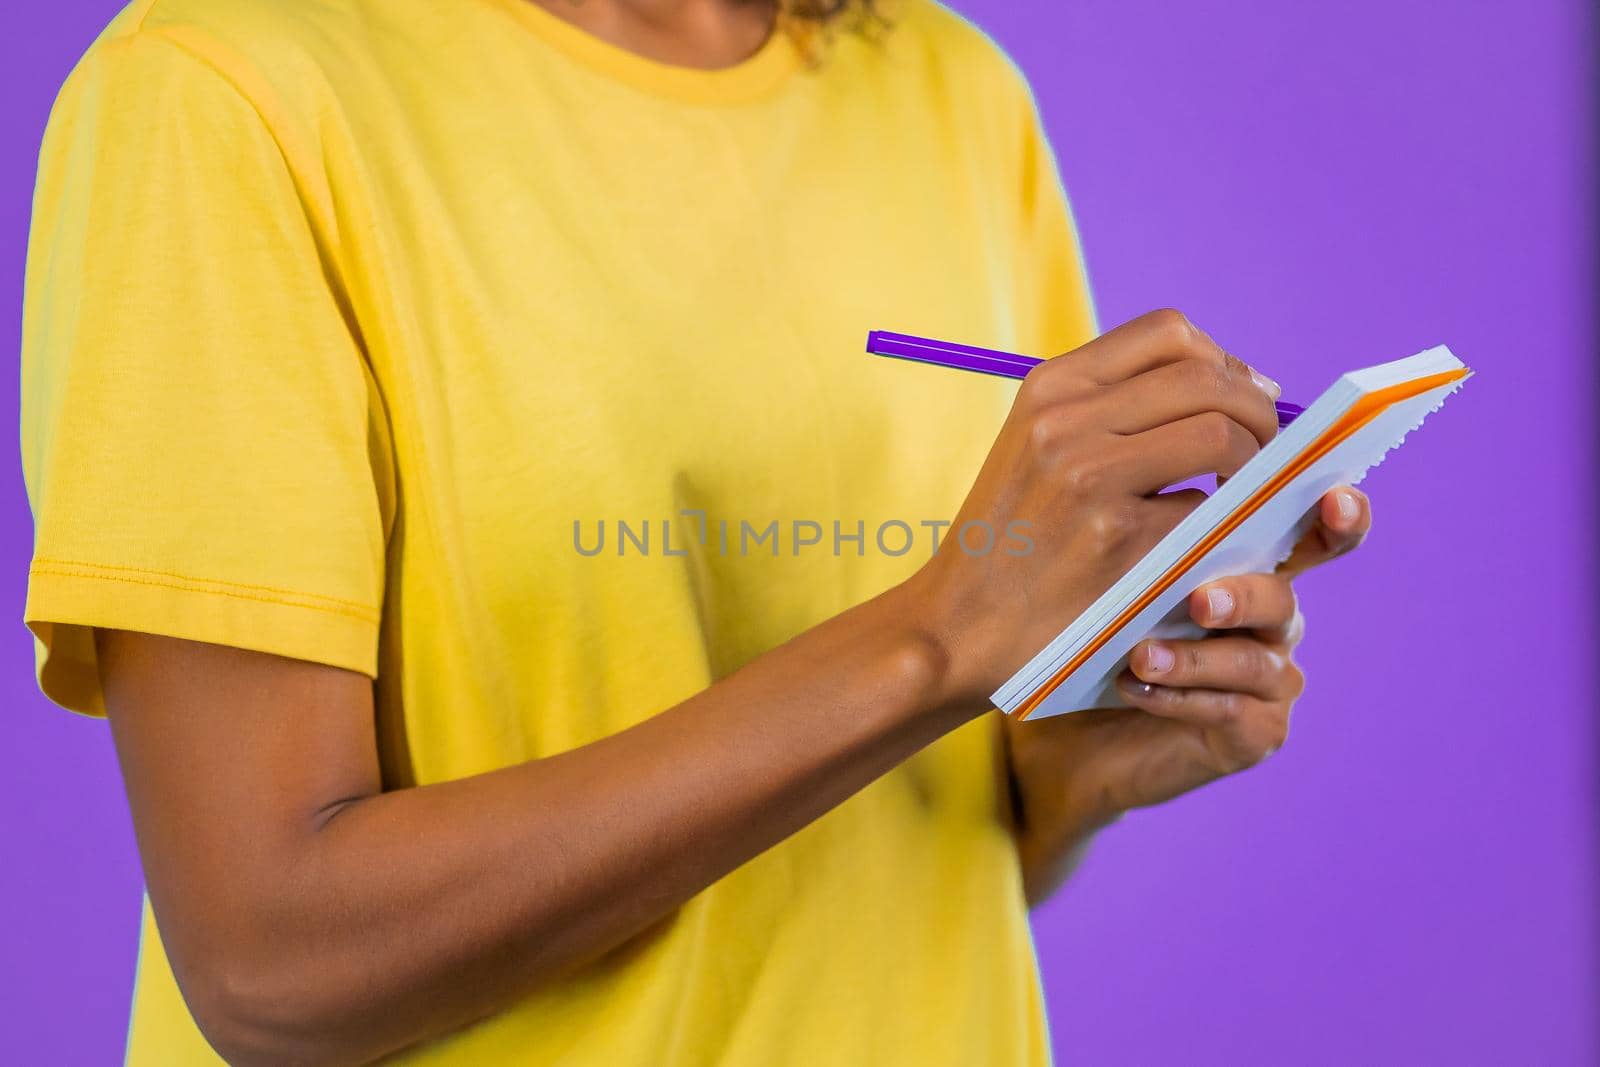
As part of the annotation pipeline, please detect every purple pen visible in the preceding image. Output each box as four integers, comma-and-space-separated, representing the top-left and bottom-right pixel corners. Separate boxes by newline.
867, 329, 1303, 428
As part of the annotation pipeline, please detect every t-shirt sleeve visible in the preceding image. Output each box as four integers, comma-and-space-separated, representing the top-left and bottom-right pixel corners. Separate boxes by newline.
20, 31, 391, 716
1008, 72, 1100, 356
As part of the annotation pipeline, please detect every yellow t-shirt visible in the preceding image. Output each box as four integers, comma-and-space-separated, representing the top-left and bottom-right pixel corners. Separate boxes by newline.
21, 0, 1097, 1063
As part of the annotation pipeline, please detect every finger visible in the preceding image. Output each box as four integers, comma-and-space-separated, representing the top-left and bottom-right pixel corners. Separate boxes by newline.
1281, 607, 1306, 649
1114, 675, 1290, 767
1098, 354, 1280, 446
1108, 411, 1262, 494
1043, 309, 1229, 386
1090, 489, 1211, 562
1189, 573, 1298, 639
1140, 486, 1209, 531
1128, 636, 1303, 701
1320, 485, 1371, 538
1278, 487, 1372, 578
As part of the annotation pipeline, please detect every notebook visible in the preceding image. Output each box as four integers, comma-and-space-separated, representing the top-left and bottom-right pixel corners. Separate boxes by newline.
995, 345, 1471, 720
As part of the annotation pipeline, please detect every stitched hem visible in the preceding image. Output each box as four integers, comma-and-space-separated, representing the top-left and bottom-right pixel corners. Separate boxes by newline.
24, 564, 380, 717
30, 558, 378, 621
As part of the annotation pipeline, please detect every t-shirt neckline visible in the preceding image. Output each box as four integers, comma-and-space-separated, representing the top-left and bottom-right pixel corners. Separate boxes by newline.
487, 0, 802, 106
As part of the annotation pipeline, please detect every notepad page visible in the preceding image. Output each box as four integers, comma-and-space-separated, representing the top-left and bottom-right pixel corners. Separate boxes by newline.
991, 372, 1360, 710
991, 379, 1353, 709
995, 345, 1467, 719
1002, 344, 1468, 708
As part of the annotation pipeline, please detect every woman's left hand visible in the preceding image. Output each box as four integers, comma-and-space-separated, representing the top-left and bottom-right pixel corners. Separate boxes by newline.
1007, 485, 1372, 900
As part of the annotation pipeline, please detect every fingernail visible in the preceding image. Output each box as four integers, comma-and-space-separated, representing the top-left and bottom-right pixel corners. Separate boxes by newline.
1335, 489, 1360, 526
1119, 674, 1157, 697
1206, 586, 1235, 624
1144, 642, 1175, 674
1249, 367, 1282, 400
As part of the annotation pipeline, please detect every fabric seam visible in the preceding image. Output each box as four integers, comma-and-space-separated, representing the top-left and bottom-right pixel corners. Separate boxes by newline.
30, 561, 379, 623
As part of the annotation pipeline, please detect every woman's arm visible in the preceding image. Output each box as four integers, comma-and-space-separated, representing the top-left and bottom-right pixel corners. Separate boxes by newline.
100, 586, 960, 1066
101, 309, 1279, 1065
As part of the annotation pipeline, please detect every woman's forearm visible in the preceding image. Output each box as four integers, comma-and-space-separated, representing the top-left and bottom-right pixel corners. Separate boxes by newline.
1002, 712, 1122, 907
100, 583, 973, 1065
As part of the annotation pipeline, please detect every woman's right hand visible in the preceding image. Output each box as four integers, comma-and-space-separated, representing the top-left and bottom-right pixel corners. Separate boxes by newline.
903, 308, 1283, 707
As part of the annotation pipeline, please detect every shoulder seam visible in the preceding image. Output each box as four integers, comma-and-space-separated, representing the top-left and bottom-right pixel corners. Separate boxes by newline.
84, 25, 362, 370
132, 0, 158, 34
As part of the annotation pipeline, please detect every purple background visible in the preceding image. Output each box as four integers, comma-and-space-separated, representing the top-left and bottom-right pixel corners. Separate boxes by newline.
2, 1, 1593, 1063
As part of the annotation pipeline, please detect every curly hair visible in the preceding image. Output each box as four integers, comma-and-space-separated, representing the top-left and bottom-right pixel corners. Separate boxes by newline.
779, 0, 889, 54
781, 0, 880, 20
